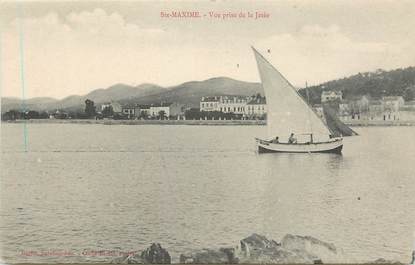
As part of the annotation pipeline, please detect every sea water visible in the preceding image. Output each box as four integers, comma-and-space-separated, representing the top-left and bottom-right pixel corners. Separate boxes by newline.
1, 124, 414, 263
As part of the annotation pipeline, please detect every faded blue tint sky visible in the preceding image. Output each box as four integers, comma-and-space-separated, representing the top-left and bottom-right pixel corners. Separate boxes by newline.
1, 1, 415, 98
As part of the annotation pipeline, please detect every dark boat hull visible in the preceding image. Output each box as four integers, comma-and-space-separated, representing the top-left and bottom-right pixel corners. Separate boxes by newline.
258, 144, 343, 154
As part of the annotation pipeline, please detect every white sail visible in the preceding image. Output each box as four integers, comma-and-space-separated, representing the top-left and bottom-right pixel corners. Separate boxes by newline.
252, 47, 331, 142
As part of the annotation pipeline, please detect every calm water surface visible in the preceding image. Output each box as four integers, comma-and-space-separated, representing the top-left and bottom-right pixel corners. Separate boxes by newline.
1, 124, 415, 263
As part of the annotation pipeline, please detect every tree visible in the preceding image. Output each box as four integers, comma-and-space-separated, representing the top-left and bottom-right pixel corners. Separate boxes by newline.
38, 111, 49, 119
158, 110, 166, 120
404, 86, 415, 101
85, 99, 96, 118
102, 106, 113, 118
140, 110, 148, 119
25, 110, 40, 119
1, 110, 22, 121
184, 108, 201, 120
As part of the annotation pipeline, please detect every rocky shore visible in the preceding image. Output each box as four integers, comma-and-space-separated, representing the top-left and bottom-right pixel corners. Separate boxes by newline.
178, 234, 339, 264
111, 234, 327, 264
110, 233, 409, 264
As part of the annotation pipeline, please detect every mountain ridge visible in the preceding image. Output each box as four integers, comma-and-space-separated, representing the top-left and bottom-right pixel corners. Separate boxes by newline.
2, 66, 415, 113
1, 77, 263, 113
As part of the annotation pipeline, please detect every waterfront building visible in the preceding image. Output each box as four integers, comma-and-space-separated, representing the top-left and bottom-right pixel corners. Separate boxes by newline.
348, 95, 370, 114
200, 96, 221, 112
200, 95, 251, 114
321, 90, 342, 103
121, 104, 140, 118
50, 109, 68, 119
368, 99, 384, 112
138, 104, 151, 118
402, 100, 415, 111
121, 104, 135, 116
101, 102, 111, 111
150, 103, 172, 118
382, 96, 404, 112
101, 101, 122, 113
219, 95, 250, 114
245, 96, 267, 117
149, 102, 184, 119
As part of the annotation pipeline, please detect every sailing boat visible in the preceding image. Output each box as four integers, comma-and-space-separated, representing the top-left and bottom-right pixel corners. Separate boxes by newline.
252, 47, 343, 154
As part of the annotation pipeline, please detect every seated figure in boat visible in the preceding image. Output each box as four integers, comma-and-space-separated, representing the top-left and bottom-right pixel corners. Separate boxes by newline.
288, 133, 297, 144
272, 136, 279, 143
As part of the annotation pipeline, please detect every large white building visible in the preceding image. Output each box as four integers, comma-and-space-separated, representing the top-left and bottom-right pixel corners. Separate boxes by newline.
200, 95, 251, 114
119, 103, 184, 119
200, 96, 221, 112
245, 97, 267, 117
149, 102, 184, 118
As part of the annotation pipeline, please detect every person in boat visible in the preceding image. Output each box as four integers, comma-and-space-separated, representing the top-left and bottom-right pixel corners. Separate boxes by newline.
272, 136, 279, 143
288, 133, 297, 144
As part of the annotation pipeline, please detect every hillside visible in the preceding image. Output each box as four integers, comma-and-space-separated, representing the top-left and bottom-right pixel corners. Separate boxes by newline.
2, 66, 415, 113
1, 97, 59, 113
301, 67, 415, 104
1, 77, 263, 112
120, 77, 263, 107
1, 83, 168, 113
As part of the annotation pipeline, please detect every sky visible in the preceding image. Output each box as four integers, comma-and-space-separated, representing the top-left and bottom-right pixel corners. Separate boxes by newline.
1, 0, 415, 99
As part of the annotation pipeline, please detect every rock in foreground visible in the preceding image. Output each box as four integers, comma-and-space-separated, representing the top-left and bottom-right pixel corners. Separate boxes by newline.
141, 243, 171, 263
180, 248, 236, 264
281, 234, 338, 263
181, 233, 338, 264
371, 258, 405, 264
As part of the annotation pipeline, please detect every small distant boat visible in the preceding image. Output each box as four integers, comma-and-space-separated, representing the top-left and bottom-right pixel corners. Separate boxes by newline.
252, 47, 344, 154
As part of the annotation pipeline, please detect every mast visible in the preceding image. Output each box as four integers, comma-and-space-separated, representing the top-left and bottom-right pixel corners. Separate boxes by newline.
305, 81, 314, 142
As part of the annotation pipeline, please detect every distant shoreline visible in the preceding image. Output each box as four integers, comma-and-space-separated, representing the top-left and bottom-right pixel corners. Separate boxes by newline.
2, 119, 266, 126
343, 120, 415, 126
3, 119, 415, 126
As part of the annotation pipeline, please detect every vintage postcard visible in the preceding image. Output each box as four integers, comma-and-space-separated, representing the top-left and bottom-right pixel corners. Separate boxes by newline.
1, 0, 415, 264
